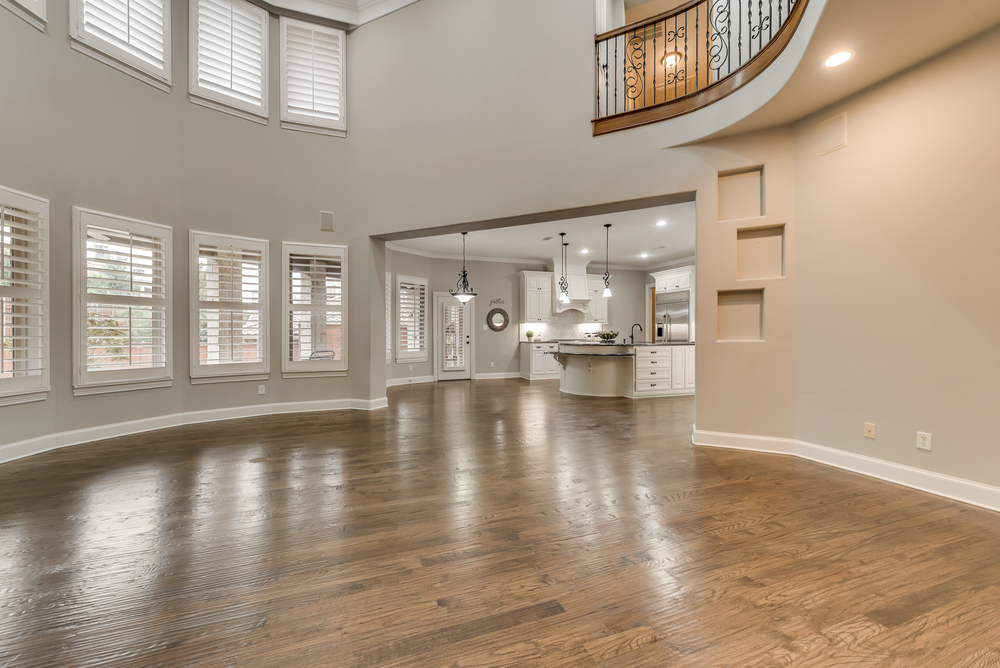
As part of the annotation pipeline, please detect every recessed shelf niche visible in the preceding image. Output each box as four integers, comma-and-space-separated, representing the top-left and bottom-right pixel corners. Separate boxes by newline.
717, 290, 764, 341
736, 225, 784, 280
718, 167, 763, 221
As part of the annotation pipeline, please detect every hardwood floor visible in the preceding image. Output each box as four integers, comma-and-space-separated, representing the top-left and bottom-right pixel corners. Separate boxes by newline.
2, 379, 1000, 667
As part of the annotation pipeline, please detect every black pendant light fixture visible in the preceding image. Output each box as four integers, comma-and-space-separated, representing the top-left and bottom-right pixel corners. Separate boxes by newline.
449, 232, 477, 303
602, 223, 613, 298
558, 233, 570, 303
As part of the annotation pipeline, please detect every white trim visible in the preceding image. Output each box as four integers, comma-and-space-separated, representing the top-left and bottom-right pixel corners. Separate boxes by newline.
0, 397, 388, 465
0, 391, 47, 407
356, 0, 416, 24
73, 379, 173, 396
280, 121, 346, 138
189, 95, 268, 124
433, 292, 473, 381
386, 242, 546, 266
473, 372, 520, 380
190, 373, 269, 384
386, 375, 434, 387
282, 370, 347, 379
692, 428, 1000, 514
1, 0, 46, 30
281, 241, 348, 376
70, 41, 172, 92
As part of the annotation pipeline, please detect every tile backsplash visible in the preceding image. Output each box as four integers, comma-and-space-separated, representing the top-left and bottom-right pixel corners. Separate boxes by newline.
520, 310, 603, 341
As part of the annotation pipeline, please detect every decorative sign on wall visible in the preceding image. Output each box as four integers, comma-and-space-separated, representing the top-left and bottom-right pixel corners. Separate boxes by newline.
489, 298, 507, 307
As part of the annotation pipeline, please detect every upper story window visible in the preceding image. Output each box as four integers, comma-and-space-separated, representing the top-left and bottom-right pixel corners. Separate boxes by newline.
395, 275, 427, 363
279, 16, 346, 137
70, 0, 172, 91
0, 186, 49, 407
1, 0, 47, 31
282, 242, 347, 377
190, 231, 268, 383
189, 0, 268, 122
73, 208, 172, 395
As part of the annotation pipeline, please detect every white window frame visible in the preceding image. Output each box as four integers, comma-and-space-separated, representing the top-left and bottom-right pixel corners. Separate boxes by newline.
0, 185, 49, 407
395, 274, 427, 363
188, 0, 269, 123
1, 0, 46, 32
70, 0, 172, 92
281, 242, 347, 378
385, 271, 391, 363
279, 16, 346, 137
73, 207, 173, 396
190, 230, 269, 383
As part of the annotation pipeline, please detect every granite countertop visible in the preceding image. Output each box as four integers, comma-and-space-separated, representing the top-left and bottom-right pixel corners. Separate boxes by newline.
558, 341, 696, 346
546, 351, 635, 357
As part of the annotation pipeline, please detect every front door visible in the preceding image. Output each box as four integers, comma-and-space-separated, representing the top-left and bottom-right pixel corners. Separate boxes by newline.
435, 295, 472, 380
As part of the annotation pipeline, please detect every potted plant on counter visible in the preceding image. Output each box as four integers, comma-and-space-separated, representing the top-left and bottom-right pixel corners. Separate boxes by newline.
597, 331, 619, 344
525, 330, 534, 342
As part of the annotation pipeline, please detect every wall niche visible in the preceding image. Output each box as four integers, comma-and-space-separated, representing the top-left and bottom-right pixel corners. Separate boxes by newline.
717, 290, 764, 341
736, 225, 784, 280
718, 167, 763, 221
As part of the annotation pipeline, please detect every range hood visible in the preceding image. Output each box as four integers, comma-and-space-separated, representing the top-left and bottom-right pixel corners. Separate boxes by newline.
550, 257, 591, 312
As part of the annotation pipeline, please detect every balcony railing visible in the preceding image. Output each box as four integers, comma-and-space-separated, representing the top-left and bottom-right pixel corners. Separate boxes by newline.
594, 0, 809, 135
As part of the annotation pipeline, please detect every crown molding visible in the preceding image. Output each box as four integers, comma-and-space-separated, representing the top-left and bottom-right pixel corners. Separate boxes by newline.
386, 242, 546, 266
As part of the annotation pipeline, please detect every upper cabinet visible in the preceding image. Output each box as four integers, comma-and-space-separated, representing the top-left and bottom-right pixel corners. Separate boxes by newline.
585, 275, 608, 324
652, 266, 693, 293
520, 271, 552, 323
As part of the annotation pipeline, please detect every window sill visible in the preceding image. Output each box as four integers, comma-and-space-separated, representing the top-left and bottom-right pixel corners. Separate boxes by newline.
395, 357, 428, 364
73, 379, 173, 396
190, 373, 269, 385
280, 120, 345, 138
190, 94, 268, 125
70, 39, 171, 93
0, 389, 48, 407
1, 0, 45, 31
282, 370, 347, 379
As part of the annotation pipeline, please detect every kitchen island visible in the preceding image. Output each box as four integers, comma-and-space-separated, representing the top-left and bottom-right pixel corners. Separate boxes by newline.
551, 342, 695, 398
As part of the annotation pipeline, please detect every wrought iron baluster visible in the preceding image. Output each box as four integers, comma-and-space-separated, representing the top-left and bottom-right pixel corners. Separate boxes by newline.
605, 41, 609, 117
673, 15, 678, 98
596, 42, 600, 118
759, 0, 763, 52
614, 35, 618, 114
738, 0, 743, 67
695, 3, 699, 90
778, 0, 782, 28
642, 25, 647, 108
727, 0, 731, 76
684, 9, 688, 95
769, 0, 774, 38
653, 21, 656, 104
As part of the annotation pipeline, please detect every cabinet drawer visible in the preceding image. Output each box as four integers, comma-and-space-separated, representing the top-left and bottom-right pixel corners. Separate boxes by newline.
635, 368, 666, 380
531, 344, 544, 351
545, 344, 557, 351
636, 358, 668, 369
635, 380, 668, 392
635, 348, 666, 359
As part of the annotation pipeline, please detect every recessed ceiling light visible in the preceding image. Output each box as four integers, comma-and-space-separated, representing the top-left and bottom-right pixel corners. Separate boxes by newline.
656, 220, 667, 227
640, 253, 650, 258
825, 51, 853, 67
580, 248, 590, 254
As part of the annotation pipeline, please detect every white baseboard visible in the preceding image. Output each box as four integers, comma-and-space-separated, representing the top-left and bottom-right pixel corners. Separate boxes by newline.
473, 372, 521, 380
386, 375, 436, 387
692, 428, 1000, 514
0, 397, 388, 466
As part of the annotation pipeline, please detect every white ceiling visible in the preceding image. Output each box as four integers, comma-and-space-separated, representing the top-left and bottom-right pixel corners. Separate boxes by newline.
387, 202, 697, 271
708, 0, 1000, 139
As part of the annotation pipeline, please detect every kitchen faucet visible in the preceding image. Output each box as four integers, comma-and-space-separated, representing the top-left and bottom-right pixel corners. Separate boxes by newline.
627, 323, 643, 345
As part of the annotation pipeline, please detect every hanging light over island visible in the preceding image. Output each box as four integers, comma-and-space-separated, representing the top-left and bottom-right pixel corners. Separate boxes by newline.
449, 231, 477, 303
602, 223, 612, 298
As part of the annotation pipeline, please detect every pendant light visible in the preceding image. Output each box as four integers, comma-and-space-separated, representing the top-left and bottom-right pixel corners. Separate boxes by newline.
558, 233, 570, 303
602, 224, 613, 297
449, 232, 477, 303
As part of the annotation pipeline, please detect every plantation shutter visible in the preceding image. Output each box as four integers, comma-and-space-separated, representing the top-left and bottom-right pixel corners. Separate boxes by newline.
192, 232, 268, 378
1, 201, 47, 397
280, 16, 346, 134
396, 275, 427, 362
191, 0, 267, 117
77, 0, 170, 79
385, 271, 391, 363
284, 243, 347, 374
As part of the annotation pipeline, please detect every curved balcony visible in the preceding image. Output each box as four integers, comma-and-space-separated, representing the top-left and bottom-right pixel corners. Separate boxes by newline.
593, 0, 810, 135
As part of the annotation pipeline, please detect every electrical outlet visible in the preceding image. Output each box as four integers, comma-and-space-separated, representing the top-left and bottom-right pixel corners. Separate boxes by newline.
490, 362, 495, 368
409, 365, 413, 371
483, 324, 487, 330
917, 431, 932, 451
258, 385, 265, 395
864, 422, 876, 439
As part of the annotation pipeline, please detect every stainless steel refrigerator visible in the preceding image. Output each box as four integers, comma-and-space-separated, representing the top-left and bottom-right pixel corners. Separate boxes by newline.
655, 290, 690, 343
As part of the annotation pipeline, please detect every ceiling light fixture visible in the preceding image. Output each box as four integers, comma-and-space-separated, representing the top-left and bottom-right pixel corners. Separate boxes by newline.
656, 220, 667, 227
580, 248, 590, 254
449, 232, 477, 303
662, 51, 682, 68
558, 233, 570, 303
825, 51, 853, 67
602, 224, 612, 298
640, 253, 649, 259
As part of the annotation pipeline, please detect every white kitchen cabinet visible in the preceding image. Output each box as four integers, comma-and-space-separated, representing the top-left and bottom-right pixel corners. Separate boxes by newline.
685, 346, 696, 389
520, 342, 559, 380
585, 275, 608, 324
519, 271, 552, 323
672, 347, 686, 389
630, 345, 694, 397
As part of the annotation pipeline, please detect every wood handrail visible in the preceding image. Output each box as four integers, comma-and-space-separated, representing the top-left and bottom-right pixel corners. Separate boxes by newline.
593, 0, 810, 136
595, 0, 706, 43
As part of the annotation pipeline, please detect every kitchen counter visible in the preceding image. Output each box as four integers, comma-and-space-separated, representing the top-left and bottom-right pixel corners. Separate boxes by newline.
549, 343, 695, 398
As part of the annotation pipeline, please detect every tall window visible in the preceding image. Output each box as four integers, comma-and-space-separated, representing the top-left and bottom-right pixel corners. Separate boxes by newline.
189, 0, 268, 122
282, 242, 346, 376
74, 208, 172, 395
0, 186, 48, 406
70, 0, 172, 91
395, 275, 427, 363
279, 16, 346, 136
190, 231, 268, 382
